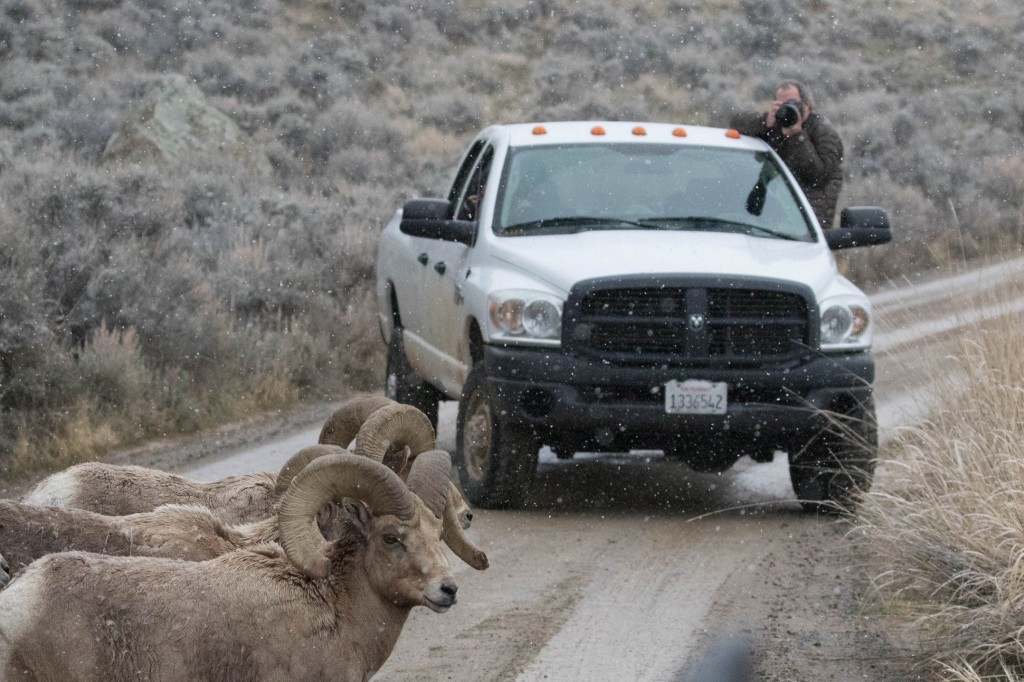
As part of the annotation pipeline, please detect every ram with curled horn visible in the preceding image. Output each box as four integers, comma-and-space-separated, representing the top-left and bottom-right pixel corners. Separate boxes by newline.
19, 394, 399, 524
272, 393, 410, 495
316, 393, 397, 450
349, 402, 489, 570
0, 451, 459, 681
314, 394, 419, 483
317, 395, 484, 566
0, 445, 363, 579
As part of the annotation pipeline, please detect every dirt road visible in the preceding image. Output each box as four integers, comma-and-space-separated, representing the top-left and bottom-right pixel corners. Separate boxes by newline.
176, 259, 1022, 681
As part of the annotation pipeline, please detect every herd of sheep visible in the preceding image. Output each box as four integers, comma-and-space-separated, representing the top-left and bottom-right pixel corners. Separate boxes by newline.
0, 395, 486, 681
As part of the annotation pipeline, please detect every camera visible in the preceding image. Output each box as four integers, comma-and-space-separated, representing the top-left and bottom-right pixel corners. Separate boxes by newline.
775, 99, 803, 128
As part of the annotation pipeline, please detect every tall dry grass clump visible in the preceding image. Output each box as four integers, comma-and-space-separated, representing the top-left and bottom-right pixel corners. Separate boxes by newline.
857, 280, 1024, 679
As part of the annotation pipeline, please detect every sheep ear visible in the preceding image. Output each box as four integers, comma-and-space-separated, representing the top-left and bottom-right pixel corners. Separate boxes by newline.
342, 498, 372, 536
316, 502, 348, 542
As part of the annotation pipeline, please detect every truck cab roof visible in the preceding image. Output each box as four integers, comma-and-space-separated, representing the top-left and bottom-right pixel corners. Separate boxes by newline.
482, 121, 768, 151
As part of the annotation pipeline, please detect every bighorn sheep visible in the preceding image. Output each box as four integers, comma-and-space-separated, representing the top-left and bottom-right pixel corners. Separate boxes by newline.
0, 451, 458, 681
15, 395, 486, 569
0, 447, 346, 577
317, 393, 396, 450
2, 409, 487, 574
21, 394, 468, 528
319, 395, 475, 531
349, 402, 488, 570
22, 460, 282, 524
19, 425, 368, 525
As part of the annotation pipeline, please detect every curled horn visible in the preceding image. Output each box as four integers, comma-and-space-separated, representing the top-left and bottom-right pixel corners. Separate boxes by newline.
276, 444, 346, 495
405, 450, 451, 519
279, 450, 415, 579
318, 394, 397, 450
352, 404, 487, 569
442, 484, 489, 570
353, 403, 435, 468
407, 450, 490, 571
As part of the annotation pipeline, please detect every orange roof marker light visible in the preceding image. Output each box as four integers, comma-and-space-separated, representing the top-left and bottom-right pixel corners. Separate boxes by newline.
591, 125, 606, 136
532, 125, 547, 135
632, 126, 647, 136
725, 129, 741, 139
672, 127, 687, 137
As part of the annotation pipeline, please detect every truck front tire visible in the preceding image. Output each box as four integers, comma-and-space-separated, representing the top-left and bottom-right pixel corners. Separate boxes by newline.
789, 397, 877, 513
455, 362, 539, 509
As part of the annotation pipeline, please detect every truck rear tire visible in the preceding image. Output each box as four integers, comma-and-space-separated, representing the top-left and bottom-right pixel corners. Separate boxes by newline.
789, 397, 877, 514
455, 362, 539, 509
384, 329, 440, 430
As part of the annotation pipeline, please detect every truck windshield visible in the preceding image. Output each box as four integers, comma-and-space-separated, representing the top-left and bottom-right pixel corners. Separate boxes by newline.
494, 143, 816, 241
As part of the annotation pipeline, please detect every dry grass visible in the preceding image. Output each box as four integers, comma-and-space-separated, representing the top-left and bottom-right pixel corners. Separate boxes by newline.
856, 278, 1024, 679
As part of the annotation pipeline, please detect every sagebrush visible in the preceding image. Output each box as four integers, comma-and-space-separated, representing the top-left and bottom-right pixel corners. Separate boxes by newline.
0, 0, 1021, 473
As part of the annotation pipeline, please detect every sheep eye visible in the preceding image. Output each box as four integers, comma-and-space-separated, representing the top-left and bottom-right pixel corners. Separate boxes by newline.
383, 533, 400, 545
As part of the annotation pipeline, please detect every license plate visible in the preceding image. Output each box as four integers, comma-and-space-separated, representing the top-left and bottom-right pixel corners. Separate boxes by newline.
664, 380, 728, 415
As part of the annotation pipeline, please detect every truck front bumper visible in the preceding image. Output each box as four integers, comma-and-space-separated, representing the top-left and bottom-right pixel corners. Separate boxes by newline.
482, 345, 873, 453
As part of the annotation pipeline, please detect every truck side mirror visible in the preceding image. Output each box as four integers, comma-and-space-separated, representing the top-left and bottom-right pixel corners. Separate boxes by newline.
825, 206, 892, 250
399, 199, 476, 246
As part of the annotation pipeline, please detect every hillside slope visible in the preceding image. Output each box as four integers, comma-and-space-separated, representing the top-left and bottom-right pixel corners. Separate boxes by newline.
0, 0, 1021, 469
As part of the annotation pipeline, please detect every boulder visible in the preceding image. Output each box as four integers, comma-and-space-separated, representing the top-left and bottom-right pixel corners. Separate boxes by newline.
101, 74, 268, 172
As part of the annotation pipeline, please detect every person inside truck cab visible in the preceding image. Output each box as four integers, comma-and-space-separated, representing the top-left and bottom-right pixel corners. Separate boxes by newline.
458, 149, 494, 222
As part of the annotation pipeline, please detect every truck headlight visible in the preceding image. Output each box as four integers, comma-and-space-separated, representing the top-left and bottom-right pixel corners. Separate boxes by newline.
820, 300, 871, 349
488, 290, 562, 345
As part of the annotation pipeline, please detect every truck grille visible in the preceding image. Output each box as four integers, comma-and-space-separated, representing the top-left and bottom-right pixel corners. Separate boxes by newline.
565, 278, 814, 365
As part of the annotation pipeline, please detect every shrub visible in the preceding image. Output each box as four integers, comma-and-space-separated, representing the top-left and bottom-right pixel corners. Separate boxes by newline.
856, 282, 1024, 678
75, 325, 151, 414
1, 0, 1023, 478
416, 91, 484, 134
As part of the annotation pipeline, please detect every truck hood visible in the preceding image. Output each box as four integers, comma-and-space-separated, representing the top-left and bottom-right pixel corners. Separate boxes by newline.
488, 230, 837, 296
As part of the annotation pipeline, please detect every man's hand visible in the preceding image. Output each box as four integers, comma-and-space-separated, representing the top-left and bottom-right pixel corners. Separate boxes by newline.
781, 116, 804, 137
776, 101, 809, 137
766, 99, 782, 128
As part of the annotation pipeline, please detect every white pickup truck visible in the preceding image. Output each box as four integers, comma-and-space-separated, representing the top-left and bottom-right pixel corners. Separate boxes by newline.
376, 121, 891, 510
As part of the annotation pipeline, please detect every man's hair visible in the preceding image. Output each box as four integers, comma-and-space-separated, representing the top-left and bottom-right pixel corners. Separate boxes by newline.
777, 80, 815, 109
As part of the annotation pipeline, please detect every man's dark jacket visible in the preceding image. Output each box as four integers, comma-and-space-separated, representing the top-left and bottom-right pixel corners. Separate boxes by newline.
729, 111, 843, 228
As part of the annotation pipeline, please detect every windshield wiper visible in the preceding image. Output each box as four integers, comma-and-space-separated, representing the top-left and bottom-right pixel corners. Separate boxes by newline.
503, 215, 806, 241
502, 216, 656, 234
639, 216, 805, 241
741, 223, 805, 241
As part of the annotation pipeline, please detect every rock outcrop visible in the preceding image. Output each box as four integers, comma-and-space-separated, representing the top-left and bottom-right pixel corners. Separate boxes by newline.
102, 74, 267, 172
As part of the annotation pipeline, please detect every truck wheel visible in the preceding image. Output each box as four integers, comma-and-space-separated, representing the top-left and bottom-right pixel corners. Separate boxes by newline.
384, 329, 440, 429
455, 362, 539, 509
789, 397, 877, 514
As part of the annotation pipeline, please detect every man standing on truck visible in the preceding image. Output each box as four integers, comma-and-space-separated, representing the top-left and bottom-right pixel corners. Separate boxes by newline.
729, 80, 844, 228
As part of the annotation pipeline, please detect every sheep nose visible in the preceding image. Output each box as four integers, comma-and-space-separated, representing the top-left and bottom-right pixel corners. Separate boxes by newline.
464, 510, 473, 523
440, 578, 458, 599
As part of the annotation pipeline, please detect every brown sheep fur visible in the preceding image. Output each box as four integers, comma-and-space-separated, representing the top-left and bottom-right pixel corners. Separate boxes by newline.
0, 500, 277, 577
22, 462, 278, 524
0, 499, 455, 681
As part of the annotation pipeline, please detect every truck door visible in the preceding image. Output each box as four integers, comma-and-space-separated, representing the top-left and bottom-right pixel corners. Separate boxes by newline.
422, 144, 494, 392
397, 140, 485, 383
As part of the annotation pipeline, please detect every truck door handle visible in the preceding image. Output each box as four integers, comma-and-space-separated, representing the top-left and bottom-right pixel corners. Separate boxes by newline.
434, 262, 447, 275
417, 253, 429, 266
